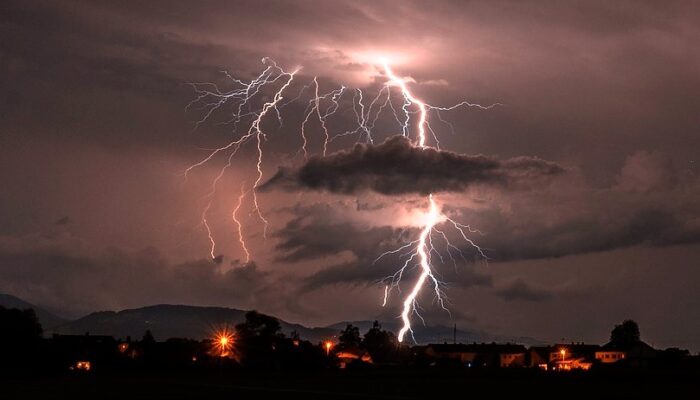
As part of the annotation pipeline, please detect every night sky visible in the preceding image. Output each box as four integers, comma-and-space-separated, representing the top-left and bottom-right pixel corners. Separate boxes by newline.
1, 1, 699, 350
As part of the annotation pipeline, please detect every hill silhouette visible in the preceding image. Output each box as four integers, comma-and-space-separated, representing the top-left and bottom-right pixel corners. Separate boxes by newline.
0, 293, 66, 330
1, 293, 541, 345
53, 304, 337, 342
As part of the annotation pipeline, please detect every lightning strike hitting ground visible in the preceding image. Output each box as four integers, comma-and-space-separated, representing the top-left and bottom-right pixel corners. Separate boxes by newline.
377, 60, 489, 342
186, 57, 494, 343
397, 195, 442, 342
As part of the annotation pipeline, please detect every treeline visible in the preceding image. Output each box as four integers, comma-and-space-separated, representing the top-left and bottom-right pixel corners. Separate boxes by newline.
1, 306, 698, 376
0, 306, 405, 375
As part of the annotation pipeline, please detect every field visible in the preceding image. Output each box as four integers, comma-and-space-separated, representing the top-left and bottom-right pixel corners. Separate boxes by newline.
4, 368, 698, 399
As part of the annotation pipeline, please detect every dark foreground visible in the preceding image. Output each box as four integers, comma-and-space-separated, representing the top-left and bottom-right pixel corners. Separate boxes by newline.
4, 369, 699, 400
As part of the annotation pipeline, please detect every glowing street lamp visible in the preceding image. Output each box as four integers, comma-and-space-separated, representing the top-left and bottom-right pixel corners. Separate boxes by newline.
324, 341, 333, 356
213, 329, 234, 358
560, 349, 567, 361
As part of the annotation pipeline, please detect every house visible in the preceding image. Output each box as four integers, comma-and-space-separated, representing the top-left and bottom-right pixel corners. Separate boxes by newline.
595, 347, 627, 364
600, 340, 657, 367
553, 357, 592, 371
500, 352, 526, 368
50, 333, 118, 370
425, 343, 527, 368
335, 346, 373, 368
527, 343, 601, 371
528, 346, 553, 370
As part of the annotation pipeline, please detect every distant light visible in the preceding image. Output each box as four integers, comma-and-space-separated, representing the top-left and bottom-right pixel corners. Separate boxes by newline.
74, 361, 91, 371
213, 329, 234, 357
324, 340, 333, 355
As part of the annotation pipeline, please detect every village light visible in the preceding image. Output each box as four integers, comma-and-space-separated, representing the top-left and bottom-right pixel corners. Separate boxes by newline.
73, 361, 91, 371
324, 341, 333, 356
560, 349, 566, 361
213, 329, 234, 358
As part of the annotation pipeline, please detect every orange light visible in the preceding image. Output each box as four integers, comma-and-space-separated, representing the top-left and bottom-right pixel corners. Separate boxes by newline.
212, 329, 235, 357
324, 341, 333, 355
75, 361, 91, 371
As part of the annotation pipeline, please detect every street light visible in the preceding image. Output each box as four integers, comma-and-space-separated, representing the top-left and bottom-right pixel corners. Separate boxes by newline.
324, 341, 333, 356
213, 329, 234, 358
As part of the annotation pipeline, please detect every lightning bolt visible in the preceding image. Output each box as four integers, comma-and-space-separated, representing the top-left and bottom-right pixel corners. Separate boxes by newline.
375, 194, 487, 343
201, 202, 216, 260
300, 78, 346, 158
185, 57, 494, 343
185, 58, 299, 259
250, 67, 299, 238
232, 182, 250, 264
382, 62, 429, 147
397, 194, 442, 342
377, 60, 490, 342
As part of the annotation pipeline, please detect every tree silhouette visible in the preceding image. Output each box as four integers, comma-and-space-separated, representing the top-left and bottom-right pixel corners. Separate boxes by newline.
235, 310, 284, 367
0, 306, 43, 341
610, 319, 640, 349
0, 306, 43, 372
338, 324, 361, 349
362, 320, 398, 363
142, 329, 156, 344
236, 310, 282, 338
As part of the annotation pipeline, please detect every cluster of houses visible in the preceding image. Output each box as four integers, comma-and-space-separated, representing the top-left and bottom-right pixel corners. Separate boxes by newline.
419, 341, 659, 370
47, 333, 204, 372
45, 332, 691, 372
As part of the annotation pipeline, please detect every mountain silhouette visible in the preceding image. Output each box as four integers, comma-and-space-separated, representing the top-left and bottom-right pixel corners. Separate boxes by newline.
52, 304, 337, 343
1, 294, 542, 345
0, 293, 67, 330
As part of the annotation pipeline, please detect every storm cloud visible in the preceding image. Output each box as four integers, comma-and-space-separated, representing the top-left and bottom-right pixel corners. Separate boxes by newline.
495, 279, 553, 302
264, 135, 564, 195
2, 1, 700, 350
273, 203, 492, 292
0, 231, 285, 317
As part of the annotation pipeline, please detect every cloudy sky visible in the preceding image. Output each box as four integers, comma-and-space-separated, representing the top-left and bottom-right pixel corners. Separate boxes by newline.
1, 1, 699, 350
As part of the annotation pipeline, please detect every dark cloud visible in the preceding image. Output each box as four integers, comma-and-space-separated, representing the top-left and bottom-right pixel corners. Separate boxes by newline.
495, 279, 552, 302
300, 259, 492, 294
0, 232, 280, 316
264, 135, 564, 195
452, 151, 700, 261
2, 0, 700, 350
272, 149, 700, 273
274, 203, 491, 292
471, 207, 700, 262
54, 216, 70, 226
274, 204, 398, 262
